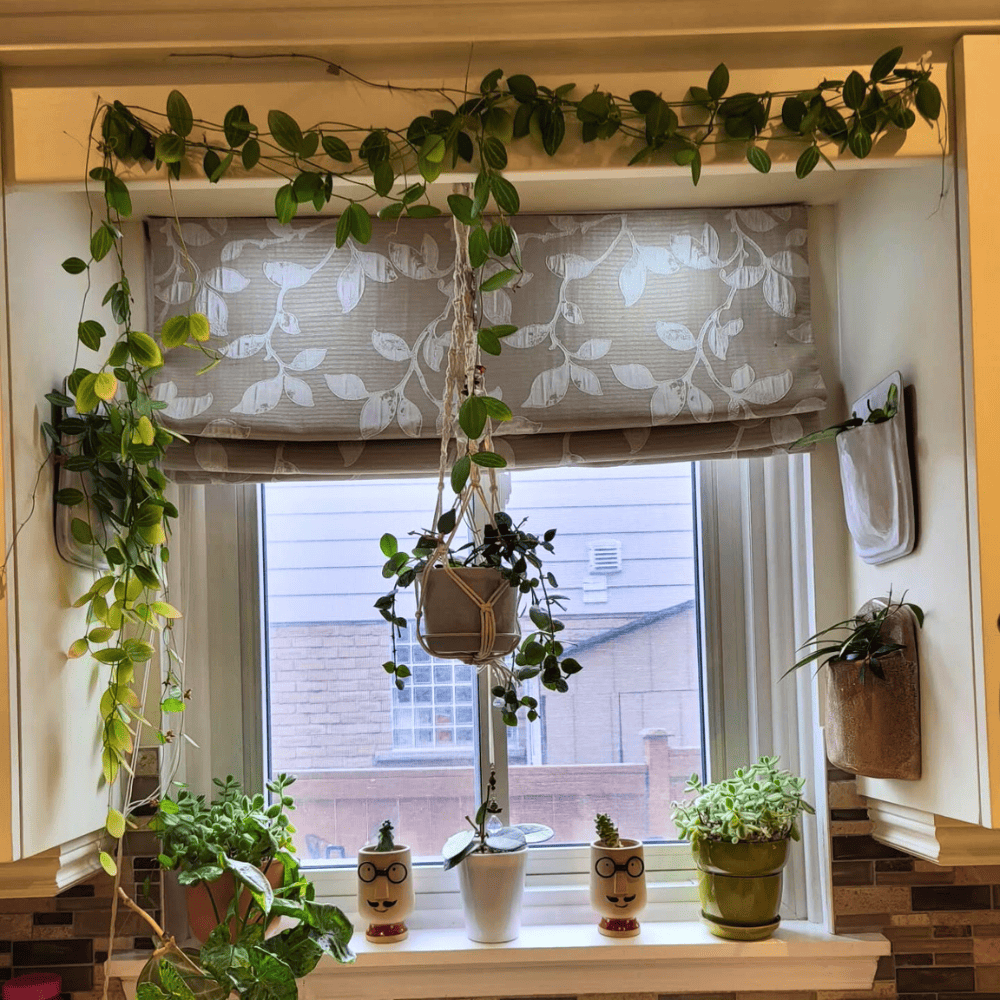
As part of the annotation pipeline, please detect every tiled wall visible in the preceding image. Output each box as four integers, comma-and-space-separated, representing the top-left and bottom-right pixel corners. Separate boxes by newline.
6, 764, 1000, 1000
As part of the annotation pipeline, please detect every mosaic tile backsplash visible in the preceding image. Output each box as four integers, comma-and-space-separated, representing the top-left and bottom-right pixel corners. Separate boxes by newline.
4, 764, 1000, 1000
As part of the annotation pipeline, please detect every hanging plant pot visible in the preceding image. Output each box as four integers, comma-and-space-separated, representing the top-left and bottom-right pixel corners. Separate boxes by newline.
824, 599, 921, 780
695, 838, 788, 941
421, 566, 520, 662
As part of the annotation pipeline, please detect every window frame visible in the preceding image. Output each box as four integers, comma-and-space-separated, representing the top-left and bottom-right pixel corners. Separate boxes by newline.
202, 453, 824, 927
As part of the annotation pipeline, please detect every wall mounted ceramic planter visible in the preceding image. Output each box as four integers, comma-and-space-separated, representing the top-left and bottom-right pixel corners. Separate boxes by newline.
420, 566, 520, 661
457, 846, 528, 943
695, 838, 788, 941
589, 839, 647, 937
357, 845, 413, 943
837, 371, 916, 565
825, 599, 921, 780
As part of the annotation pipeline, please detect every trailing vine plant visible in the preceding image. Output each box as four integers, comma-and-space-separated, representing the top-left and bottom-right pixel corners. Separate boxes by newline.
52, 48, 939, 872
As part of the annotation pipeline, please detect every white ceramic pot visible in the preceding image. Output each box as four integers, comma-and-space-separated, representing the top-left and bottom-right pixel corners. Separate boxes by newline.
589, 839, 647, 937
458, 847, 529, 943
357, 845, 414, 943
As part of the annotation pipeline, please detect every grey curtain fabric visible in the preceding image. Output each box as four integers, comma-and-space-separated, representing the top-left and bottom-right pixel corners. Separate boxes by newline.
147, 207, 825, 483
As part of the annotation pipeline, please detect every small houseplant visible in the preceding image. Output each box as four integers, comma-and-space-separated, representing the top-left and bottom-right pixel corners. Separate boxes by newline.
357, 821, 414, 943
590, 813, 647, 938
789, 594, 924, 778
151, 773, 297, 942
441, 768, 553, 942
672, 756, 814, 940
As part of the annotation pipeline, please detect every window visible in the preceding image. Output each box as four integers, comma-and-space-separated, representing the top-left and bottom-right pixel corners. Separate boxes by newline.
226, 454, 819, 924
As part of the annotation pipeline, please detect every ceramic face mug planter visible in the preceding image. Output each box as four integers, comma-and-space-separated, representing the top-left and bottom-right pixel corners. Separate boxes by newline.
357, 845, 413, 942
590, 840, 647, 937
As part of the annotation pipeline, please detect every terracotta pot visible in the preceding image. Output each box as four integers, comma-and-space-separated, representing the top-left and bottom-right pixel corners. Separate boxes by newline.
825, 600, 921, 780
185, 862, 284, 944
421, 567, 520, 662
695, 839, 788, 941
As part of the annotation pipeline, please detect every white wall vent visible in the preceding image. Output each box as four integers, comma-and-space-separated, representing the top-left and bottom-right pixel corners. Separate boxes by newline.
588, 539, 622, 575
582, 576, 609, 604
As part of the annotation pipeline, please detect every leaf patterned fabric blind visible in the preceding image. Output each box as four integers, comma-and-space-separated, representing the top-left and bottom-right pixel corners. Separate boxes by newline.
147, 207, 825, 482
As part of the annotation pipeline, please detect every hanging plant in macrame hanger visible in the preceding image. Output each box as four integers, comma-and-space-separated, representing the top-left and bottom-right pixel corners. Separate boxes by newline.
376, 193, 583, 738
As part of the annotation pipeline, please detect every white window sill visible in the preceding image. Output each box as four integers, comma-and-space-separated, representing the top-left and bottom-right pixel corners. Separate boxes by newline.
109, 921, 888, 1000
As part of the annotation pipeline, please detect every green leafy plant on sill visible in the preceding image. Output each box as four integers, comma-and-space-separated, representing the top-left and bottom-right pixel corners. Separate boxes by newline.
671, 755, 815, 846
151, 773, 296, 890
50, 45, 937, 878
789, 381, 899, 451
119, 851, 354, 1000
786, 592, 924, 682
377, 510, 580, 726
373, 820, 398, 852
594, 813, 621, 848
442, 766, 553, 870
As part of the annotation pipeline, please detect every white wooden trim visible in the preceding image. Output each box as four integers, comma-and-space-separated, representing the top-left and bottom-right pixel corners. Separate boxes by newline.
867, 795, 1000, 865
0, 827, 105, 897
109, 921, 888, 1000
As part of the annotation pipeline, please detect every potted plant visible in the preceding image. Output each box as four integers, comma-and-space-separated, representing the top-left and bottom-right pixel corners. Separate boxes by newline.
672, 756, 815, 940
590, 814, 646, 937
123, 834, 354, 1000
378, 510, 581, 726
357, 820, 414, 943
441, 768, 553, 943
788, 594, 924, 778
151, 773, 297, 942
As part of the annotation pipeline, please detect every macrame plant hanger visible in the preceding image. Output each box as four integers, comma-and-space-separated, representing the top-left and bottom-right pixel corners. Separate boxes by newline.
412, 184, 515, 779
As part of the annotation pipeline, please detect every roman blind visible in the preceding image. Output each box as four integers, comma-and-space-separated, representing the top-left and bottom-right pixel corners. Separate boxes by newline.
147, 206, 825, 483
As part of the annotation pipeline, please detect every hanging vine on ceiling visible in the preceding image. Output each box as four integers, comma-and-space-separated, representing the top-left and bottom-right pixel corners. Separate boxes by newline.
48, 48, 939, 870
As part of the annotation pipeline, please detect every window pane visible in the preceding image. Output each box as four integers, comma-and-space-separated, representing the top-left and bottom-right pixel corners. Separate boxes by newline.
503, 465, 704, 846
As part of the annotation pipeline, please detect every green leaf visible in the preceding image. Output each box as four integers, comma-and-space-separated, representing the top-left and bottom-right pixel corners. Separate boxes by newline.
223, 104, 254, 148
481, 396, 513, 421
106, 808, 126, 839
781, 97, 808, 133
489, 223, 514, 257
795, 145, 820, 179
335, 209, 351, 248
507, 74, 537, 101
274, 184, 297, 225
90, 224, 117, 262
378, 203, 404, 221
843, 71, 867, 110
242, 139, 261, 170
379, 533, 397, 557
468, 227, 490, 269
471, 451, 507, 468
373, 160, 394, 197
447, 193, 477, 225
480, 68, 503, 94
166, 90, 194, 137
62, 257, 88, 274
268, 110, 304, 154
870, 46, 904, 82
74, 374, 100, 414
490, 175, 520, 214
459, 396, 487, 440
480, 268, 518, 292
154, 133, 186, 164
55, 488, 84, 507
99, 850, 118, 877
129, 331, 164, 369
347, 203, 372, 244
477, 330, 501, 355
322, 135, 352, 162
67, 637, 89, 659
105, 176, 132, 217
78, 320, 106, 352
482, 136, 508, 170
746, 145, 772, 173
162, 697, 185, 713
451, 455, 471, 494
418, 134, 446, 182
848, 125, 873, 159
151, 601, 182, 619
916, 79, 942, 120
221, 856, 274, 914
708, 64, 730, 100
406, 204, 441, 219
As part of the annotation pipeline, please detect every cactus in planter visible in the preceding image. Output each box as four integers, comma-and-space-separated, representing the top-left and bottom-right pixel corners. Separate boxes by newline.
374, 820, 397, 852
594, 813, 621, 848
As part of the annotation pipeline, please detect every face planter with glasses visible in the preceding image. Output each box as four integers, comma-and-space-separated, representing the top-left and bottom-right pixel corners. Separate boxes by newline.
357, 844, 414, 942
589, 839, 647, 937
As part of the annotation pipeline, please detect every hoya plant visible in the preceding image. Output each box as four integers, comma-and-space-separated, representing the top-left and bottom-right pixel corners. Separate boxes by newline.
790, 382, 899, 450
671, 756, 815, 846
377, 510, 581, 726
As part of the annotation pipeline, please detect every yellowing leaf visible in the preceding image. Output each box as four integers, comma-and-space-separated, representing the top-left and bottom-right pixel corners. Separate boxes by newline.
137, 416, 155, 446
188, 313, 211, 342
106, 808, 126, 839
151, 601, 182, 619
126, 576, 144, 601
67, 638, 89, 659
99, 850, 118, 876
75, 373, 100, 414
101, 747, 118, 784
139, 523, 167, 546
94, 372, 118, 401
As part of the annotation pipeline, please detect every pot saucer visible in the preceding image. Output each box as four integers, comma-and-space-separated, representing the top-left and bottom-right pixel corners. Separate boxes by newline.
701, 911, 781, 941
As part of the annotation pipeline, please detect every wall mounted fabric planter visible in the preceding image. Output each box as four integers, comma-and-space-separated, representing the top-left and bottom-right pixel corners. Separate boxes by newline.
825, 598, 922, 780
837, 371, 916, 565
146, 207, 825, 483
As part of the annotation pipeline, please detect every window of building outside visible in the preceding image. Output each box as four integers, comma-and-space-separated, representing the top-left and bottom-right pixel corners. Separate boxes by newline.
260, 462, 704, 865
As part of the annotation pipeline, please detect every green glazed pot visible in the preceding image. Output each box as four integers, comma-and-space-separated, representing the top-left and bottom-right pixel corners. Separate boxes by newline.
694, 838, 788, 941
